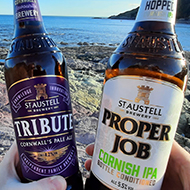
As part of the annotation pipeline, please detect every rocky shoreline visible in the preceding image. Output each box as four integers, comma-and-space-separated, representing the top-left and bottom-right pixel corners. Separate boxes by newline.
0, 44, 190, 181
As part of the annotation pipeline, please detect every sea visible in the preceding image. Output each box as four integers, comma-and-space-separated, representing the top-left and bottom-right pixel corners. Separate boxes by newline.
0, 15, 190, 51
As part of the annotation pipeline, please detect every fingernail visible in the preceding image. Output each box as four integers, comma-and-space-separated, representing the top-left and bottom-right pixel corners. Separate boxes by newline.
50, 176, 67, 190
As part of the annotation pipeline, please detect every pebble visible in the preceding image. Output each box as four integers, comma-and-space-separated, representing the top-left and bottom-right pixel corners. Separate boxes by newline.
60, 41, 69, 45
77, 42, 90, 46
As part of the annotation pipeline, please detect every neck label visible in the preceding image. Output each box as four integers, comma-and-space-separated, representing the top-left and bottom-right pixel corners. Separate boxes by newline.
136, 0, 177, 24
14, 0, 42, 22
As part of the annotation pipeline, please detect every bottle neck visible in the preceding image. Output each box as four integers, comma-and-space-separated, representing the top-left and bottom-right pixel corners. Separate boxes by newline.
131, 0, 178, 34
13, 0, 47, 39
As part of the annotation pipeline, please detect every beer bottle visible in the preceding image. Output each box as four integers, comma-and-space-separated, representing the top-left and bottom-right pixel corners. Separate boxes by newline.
4, 1, 83, 189
85, 0, 188, 189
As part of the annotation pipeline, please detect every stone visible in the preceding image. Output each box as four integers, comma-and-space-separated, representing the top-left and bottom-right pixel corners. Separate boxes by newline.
60, 41, 68, 45
83, 42, 90, 46
77, 42, 83, 45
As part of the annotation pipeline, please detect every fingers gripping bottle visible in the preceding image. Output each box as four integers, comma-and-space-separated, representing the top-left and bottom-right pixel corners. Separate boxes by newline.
85, 0, 188, 189
4, 1, 83, 189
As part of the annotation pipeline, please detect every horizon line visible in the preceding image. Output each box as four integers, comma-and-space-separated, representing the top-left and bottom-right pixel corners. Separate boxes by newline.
0, 14, 108, 18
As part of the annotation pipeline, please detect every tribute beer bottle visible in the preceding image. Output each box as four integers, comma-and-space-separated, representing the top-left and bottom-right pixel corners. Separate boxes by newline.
4, 1, 83, 189
85, 0, 188, 189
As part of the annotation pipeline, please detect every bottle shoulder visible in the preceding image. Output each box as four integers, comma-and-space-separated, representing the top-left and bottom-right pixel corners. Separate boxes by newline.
106, 44, 188, 91
6, 33, 60, 60
115, 30, 183, 57
4, 48, 68, 88
110, 29, 187, 74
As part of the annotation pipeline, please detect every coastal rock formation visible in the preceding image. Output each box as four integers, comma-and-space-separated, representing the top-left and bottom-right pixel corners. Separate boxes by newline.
108, 7, 139, 20
0, 45, 190, 181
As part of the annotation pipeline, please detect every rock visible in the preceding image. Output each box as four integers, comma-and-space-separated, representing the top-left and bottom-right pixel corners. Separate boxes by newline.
83, 42, 90, 46
93, 57, 102, 63
3, 39, 9, 42
90, 43, 98, 46
0, 82, 9, 108
60, 46, 115, 62
60, 41, 68, 45
77, 42, 83, 46
109, 43, 118, 47
175, 133, 190, 153
77, 42, 90, 46
98, 43, 106, 46
0, 48, 8, 59
92, 62, 106, 72
99, 57, 109, 65
75, 116, 98, 145
67, 58, 91, 70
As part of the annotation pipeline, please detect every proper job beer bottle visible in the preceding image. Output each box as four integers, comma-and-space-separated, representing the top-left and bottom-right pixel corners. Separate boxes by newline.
85, 0, 188, 189
4, 0, 83, 189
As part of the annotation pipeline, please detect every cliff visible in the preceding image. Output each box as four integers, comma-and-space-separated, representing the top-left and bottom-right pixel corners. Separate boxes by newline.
108, 7, 139, 20
177, 0, 190, 20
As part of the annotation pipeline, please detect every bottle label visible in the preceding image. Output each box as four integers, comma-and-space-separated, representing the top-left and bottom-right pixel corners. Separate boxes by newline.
14, 0, 42, 22
8, 76, 79, 181
136, 0, 177, 24
91, 76, 183, 190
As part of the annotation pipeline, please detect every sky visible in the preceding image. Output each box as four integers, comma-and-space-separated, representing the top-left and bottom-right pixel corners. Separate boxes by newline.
0, 0, 141, 17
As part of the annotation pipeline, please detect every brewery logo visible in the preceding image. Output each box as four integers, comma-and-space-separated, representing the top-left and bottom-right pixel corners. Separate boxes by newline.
10, 77, 71, 115
118, 85, 162, 119
34, 83, 48, 100
24, 83, 60, 113
135, 85, 153, 105
26, 145, 69, 165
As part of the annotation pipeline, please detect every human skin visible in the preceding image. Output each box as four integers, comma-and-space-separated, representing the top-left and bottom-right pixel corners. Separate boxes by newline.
85, 141, 190, 190
0, 141, 67, 190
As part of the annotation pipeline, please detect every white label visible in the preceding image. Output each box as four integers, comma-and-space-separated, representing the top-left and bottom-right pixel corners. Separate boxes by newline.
136, 0, 177, 24
91, 76, 184, 190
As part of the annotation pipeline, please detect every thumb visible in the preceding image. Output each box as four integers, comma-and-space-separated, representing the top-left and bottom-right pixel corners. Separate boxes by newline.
12, 176, 67, 190
33, 176, 67, 190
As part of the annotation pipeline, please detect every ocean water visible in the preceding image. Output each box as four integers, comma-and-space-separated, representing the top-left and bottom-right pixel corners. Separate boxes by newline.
0, 15, 190, 51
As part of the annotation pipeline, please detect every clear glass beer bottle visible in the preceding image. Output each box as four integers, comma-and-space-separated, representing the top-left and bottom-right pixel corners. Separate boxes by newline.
85, 0, 188, 189
4, 1, 83, 189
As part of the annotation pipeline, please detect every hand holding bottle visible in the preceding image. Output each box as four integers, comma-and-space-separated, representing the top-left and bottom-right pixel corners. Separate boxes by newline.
85, 0, 188, 188
4, 1, 83, 188
85, 141, 190, 190
0, 141, 67, 190
161, 141, 190, 190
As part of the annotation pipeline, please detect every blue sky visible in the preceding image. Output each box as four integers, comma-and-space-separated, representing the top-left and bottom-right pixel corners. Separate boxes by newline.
0, 0, 141, 17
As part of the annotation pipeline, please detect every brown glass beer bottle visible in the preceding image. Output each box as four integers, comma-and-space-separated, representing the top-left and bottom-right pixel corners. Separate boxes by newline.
4, 1, 83, 189
85, 0, 188, 189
